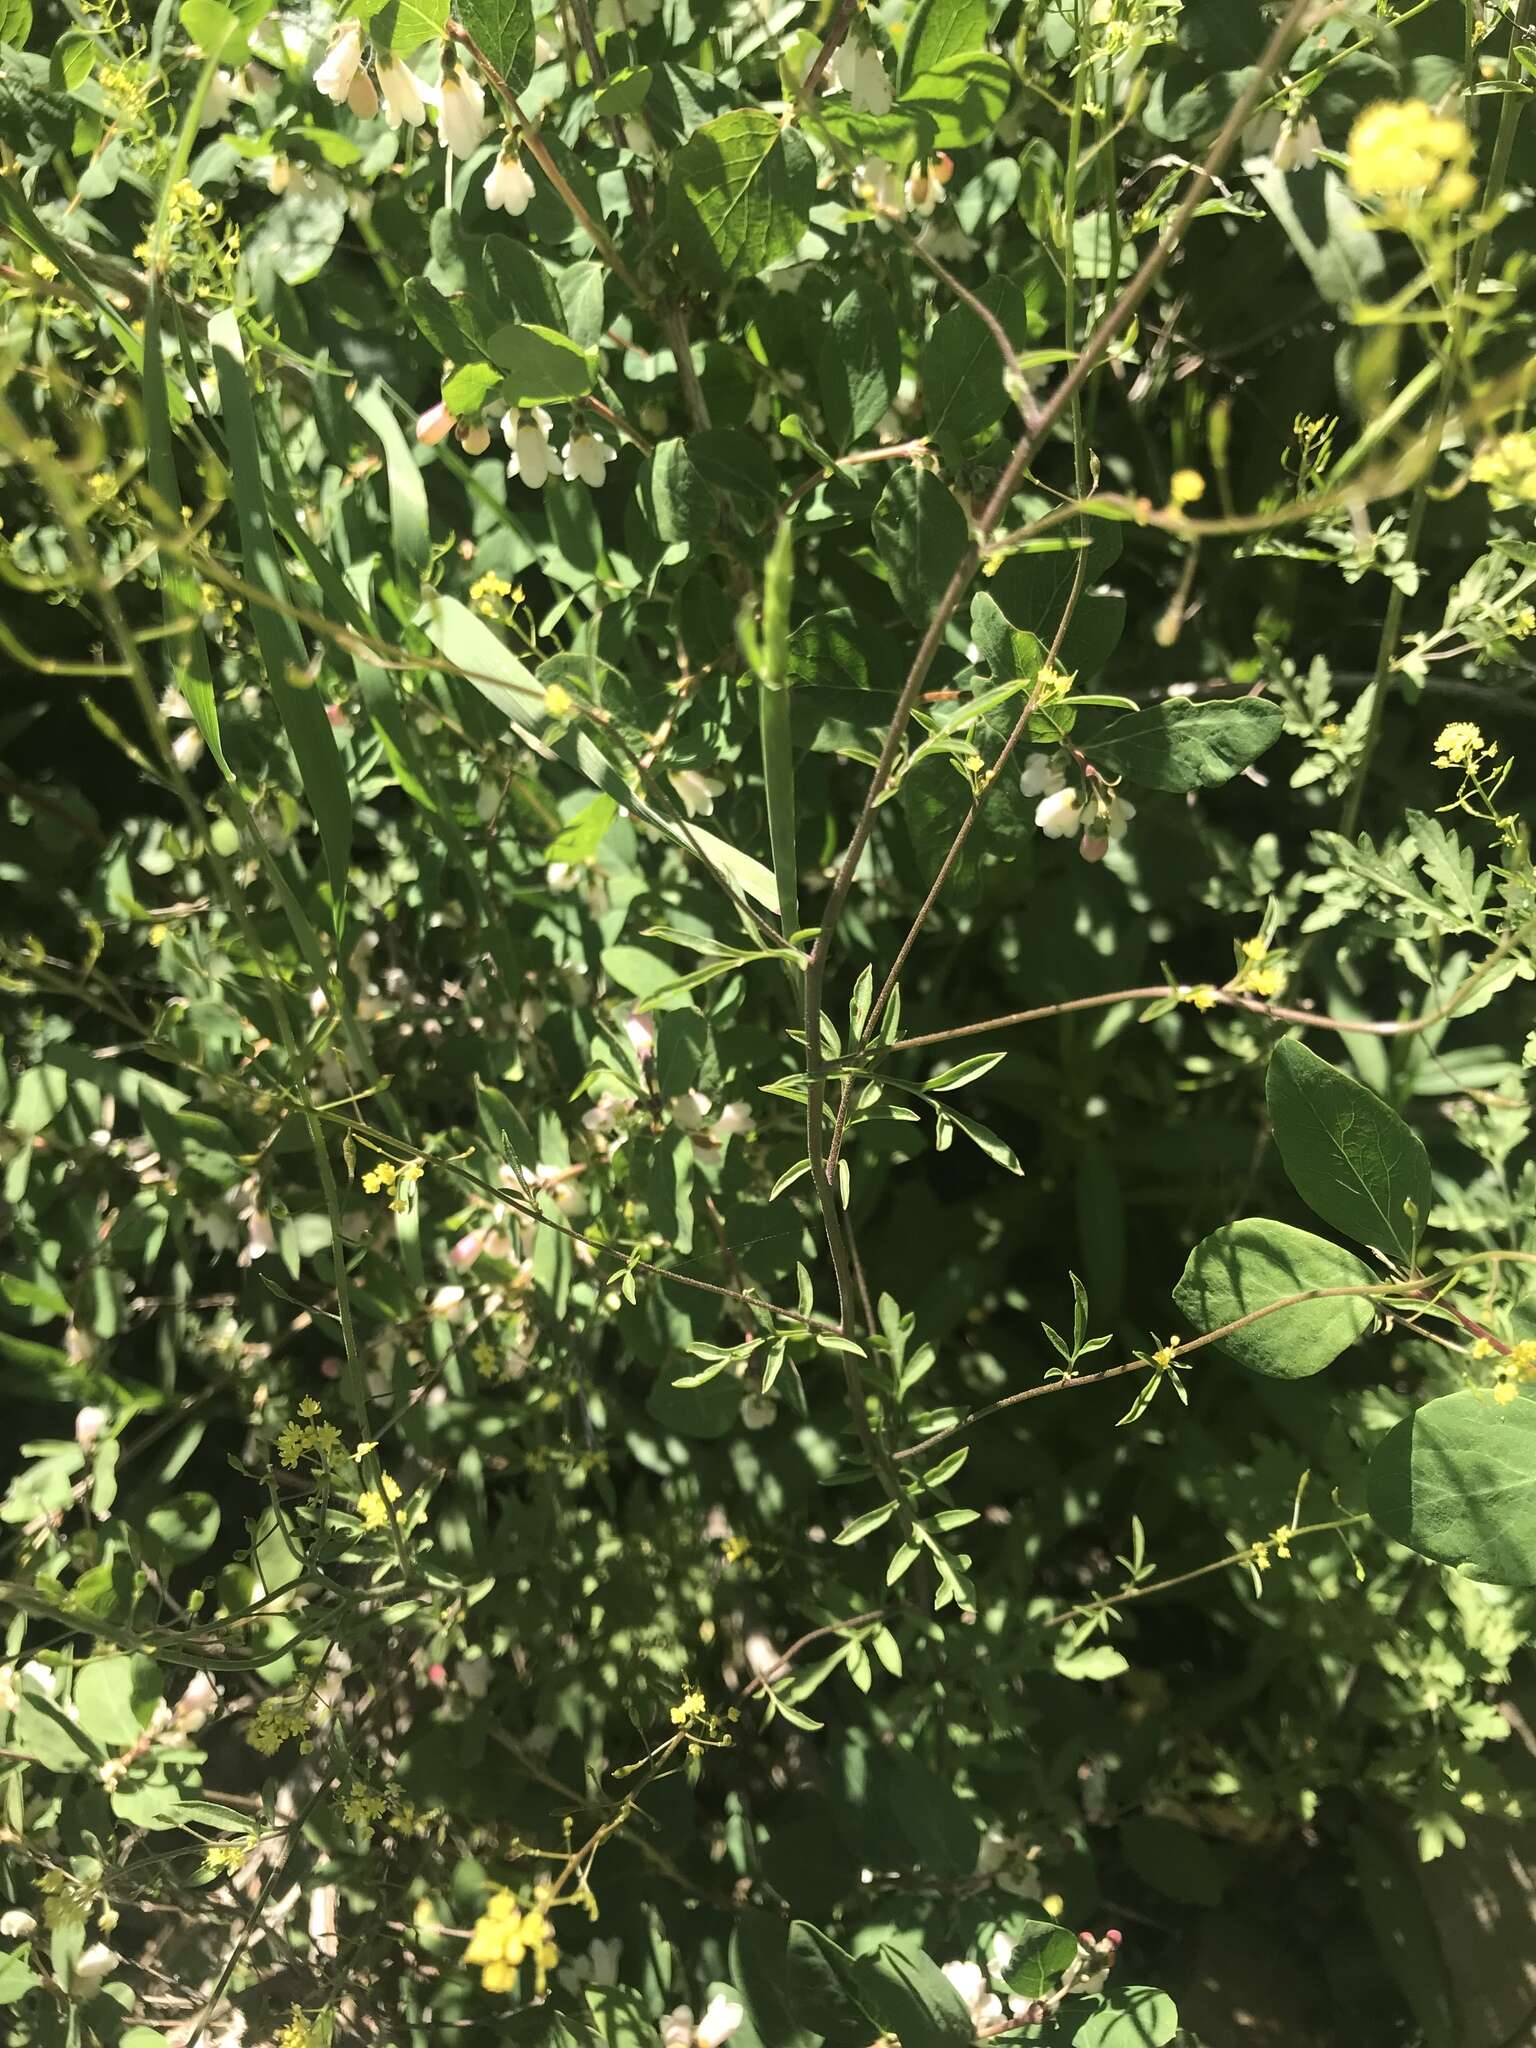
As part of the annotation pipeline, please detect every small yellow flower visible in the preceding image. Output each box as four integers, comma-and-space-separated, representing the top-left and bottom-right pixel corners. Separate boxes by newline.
544, 682, 575, 718
1152, 1337, 1180, 1371
1169, 468, 1205, 507
148, 923, 169, 948
1245, 965, 1285, 999
361, 1161, 398, 1194
1469, 1337, 1497, 1360
1469, 429, 1536, 505
1347, 100, 1474, 209
298, 1396, 322, 1417
356, 1473, 403, 1530
1433, 721, 1490, 769
1186, 985, 1219, 1013
1492, 1379, 1520, 1406
670, 1687, 706, 1726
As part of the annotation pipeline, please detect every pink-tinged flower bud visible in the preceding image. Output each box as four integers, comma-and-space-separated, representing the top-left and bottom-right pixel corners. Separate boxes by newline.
1103, 1928, 1123, 1947
74, 1404, 108, 1452
1079, 834, 1109, 863
623, 1012, 656, 1061
459, 422, 492, 455
346, 67, 380, 118
416, 402, 455, 446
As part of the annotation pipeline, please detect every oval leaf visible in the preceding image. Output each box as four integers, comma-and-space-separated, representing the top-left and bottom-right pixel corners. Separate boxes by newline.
1266, 1039, 1432, 1267
1368, 1388, 1536, 1586
1090, 697, 1284, 791
1172, 1218, 1377, 1378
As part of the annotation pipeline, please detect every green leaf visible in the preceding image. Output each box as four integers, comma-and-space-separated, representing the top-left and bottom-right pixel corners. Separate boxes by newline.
441, 361, 504, 416
485, 323, 596, 404
594, 65, 652, 115
357, 0, 448, 55
854, 1946, 974, 2048
937, 1103, 1023, 1176
0, 1949, 40, 2007
687, 428, 778, 506
456, 0, 536, 92
473, 234, 567, 336
1090, 697, 1284, 791
1073, 1988, 1179, 2048
404, 276, 477, 362
900, 53, 1013, 148
179, 0, 236, 56
643, 438, 716, 542
145, 1490, 222, 1565
873, 467, 968, 623
1172, 1218, 1377, 1378
209, 309, 352, 909
1368, 1389, 1536, 1586
418, 592, 542, 727
546, 796, 618, 864
354, 385, 431, 587
784, 1924, 878, 2048
815, 106, 935, 170
1266, 1040, 1432, 1266
900, 0, 987, 89
921, 279, 1033, 444
73, 1655, 160, 1746
999, 1922, 1078, 2000
732, 1916, 821, 2048
819, 279, 900, 451
668, 111, 816, 285
984, 527, 1122, 678
1251, 164, 1384, 308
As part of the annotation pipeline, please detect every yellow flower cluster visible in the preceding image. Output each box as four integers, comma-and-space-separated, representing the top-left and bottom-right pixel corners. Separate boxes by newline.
1490, 1339, 1536, 1406
1233, 934, 1286, 1000
1469, 429, 1536, 506
356, 1472, 403, 1530
361, 1158, 423, 1213
1169, 468, 1205, 508
276, 1397, 345, 1472
275, 2008, 325, 2048
464, 1890, 559, 1995
670, 1687, 707, 1727
1347, 100, 1474, 211
244, 1696, 318, 1756
1432, 721, 1493, 770
471, 570, 514, 617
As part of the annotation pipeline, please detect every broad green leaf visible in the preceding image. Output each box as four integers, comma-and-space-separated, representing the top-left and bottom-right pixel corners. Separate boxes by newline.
985, 526, 1122, 677
732, 1916, 820, 2048
441, 361, 504, 416
854, 1945, 974, 2048
456, 0, 536, 92
1251, 165, 1384, 308
179, 1, 236, 56
643, 438, 715, 542
969, 593, 1044, 684
1000, 1922, 1078, 2000
687, 428, 778, 505
357, 0, 448, 55
1266, 1040, 1432, 1266
73, 1655, 160, 1746
815, 106, 935, 170
472, 234, 567, 336
1090, 697, 1284, 791
899, 0, 987, 90
921, 279, 1033, 444
1073, 1988, 1179, 2048
784, 1924, 878, 2048
594, 65, 652, 115
404, 276, 477, 361
873, 467, 968, 622
546, 795, 618, 864
0, 1949, 39, 2006
145, 1490, 222, 1564
900, 53, 1013, 148
820, 279, 900, 451
485, 323, 596, 404
1172, 1218, 1377, 1378
668, 111, 816, 285
1368, 1389, 1536, 1586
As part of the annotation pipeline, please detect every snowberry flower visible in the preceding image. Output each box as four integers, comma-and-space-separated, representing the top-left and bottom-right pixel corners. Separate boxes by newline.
200, 70, 236, 127
562, 430, 617, 488
315, 19, 365, 102
503, 406, 557, 488
377, 51, 428, 128
74, 1405, 108, 1452
669, 1090, 713, 1134
852, 157, 904, 216
941, 1960, 1004, 2031
416, 401, 455, 445
905, 153, 952, 217
0, 1909, 36, 1939
1019, 751, 1065, 799
1272, 115, 1322, 172
70, 1945, 122, 1998
696, 1996, 745, 2048
661, 2012, 695, 2048
458, 421, 492, 456
485, 145, 536, 215
711, 1101, 755, 1142
1034, 785, 1085, 839
1078, 789, 1135, 863
624, 1012, 656, 1061
740, 1394, 777, 1429
437, 60, 489, 158
832, 36, 892, 114
668, 767, 725, 819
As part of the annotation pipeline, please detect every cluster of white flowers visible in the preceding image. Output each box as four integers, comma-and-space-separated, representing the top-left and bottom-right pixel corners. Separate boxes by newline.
670, 1089, 755, 1160
416, 397, 618, 490
316, 20, 489, 157
852, 153, 953, 223
1020, 752, 1136, 863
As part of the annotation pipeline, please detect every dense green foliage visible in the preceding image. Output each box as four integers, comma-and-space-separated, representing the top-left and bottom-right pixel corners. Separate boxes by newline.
2, 0, 1536, 2045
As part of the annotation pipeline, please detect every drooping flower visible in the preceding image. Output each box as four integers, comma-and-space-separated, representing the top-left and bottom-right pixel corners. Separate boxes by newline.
562, 430, 617, 487
503, 406, 557, 488
624, 1011, 656, 1062
905, 153, 952, 217
458, 421, 492, 456
852, 156, 903, 216
347, 67, 380, 118
70, 1945, 122, 1999
1034, 785, 1085, 839
417, 401, 456, 445
668, 768, 725, 819
0, 1909, 37, 1939
74, 1405, 108, 1452
1019, 751, 1065, 799
695, 1996, 746, 2048
377, 52, 428, 128
1272, 115, 1322, 172
438, 61, 489, 158
485, 145, 536, 215
1078, 789, 1135, 863
200, 70, 236, 128
315, 19, 365, 103
940, 1959, 1004, 2031
831, 36, 892, 114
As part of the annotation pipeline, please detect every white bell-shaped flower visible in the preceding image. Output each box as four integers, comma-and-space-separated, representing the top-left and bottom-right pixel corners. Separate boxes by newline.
458, 421, 492, 455
695, 1996, 745, 2048
485, 145, 536, 215
853, 157, 904, 216
347, 66, 380, 117
377, 51, 428, 127
668, 768, 724, 819
503, 406, 557, 488
1019, 751, 1065, 799
315, 19, 364, 103
562, 430, 617, 488
1079, 789, 1135, 863
832, 37, 892, 114
200, 69, 235, 127
1034, 785, 1085, 839
438, 62, 489, 158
